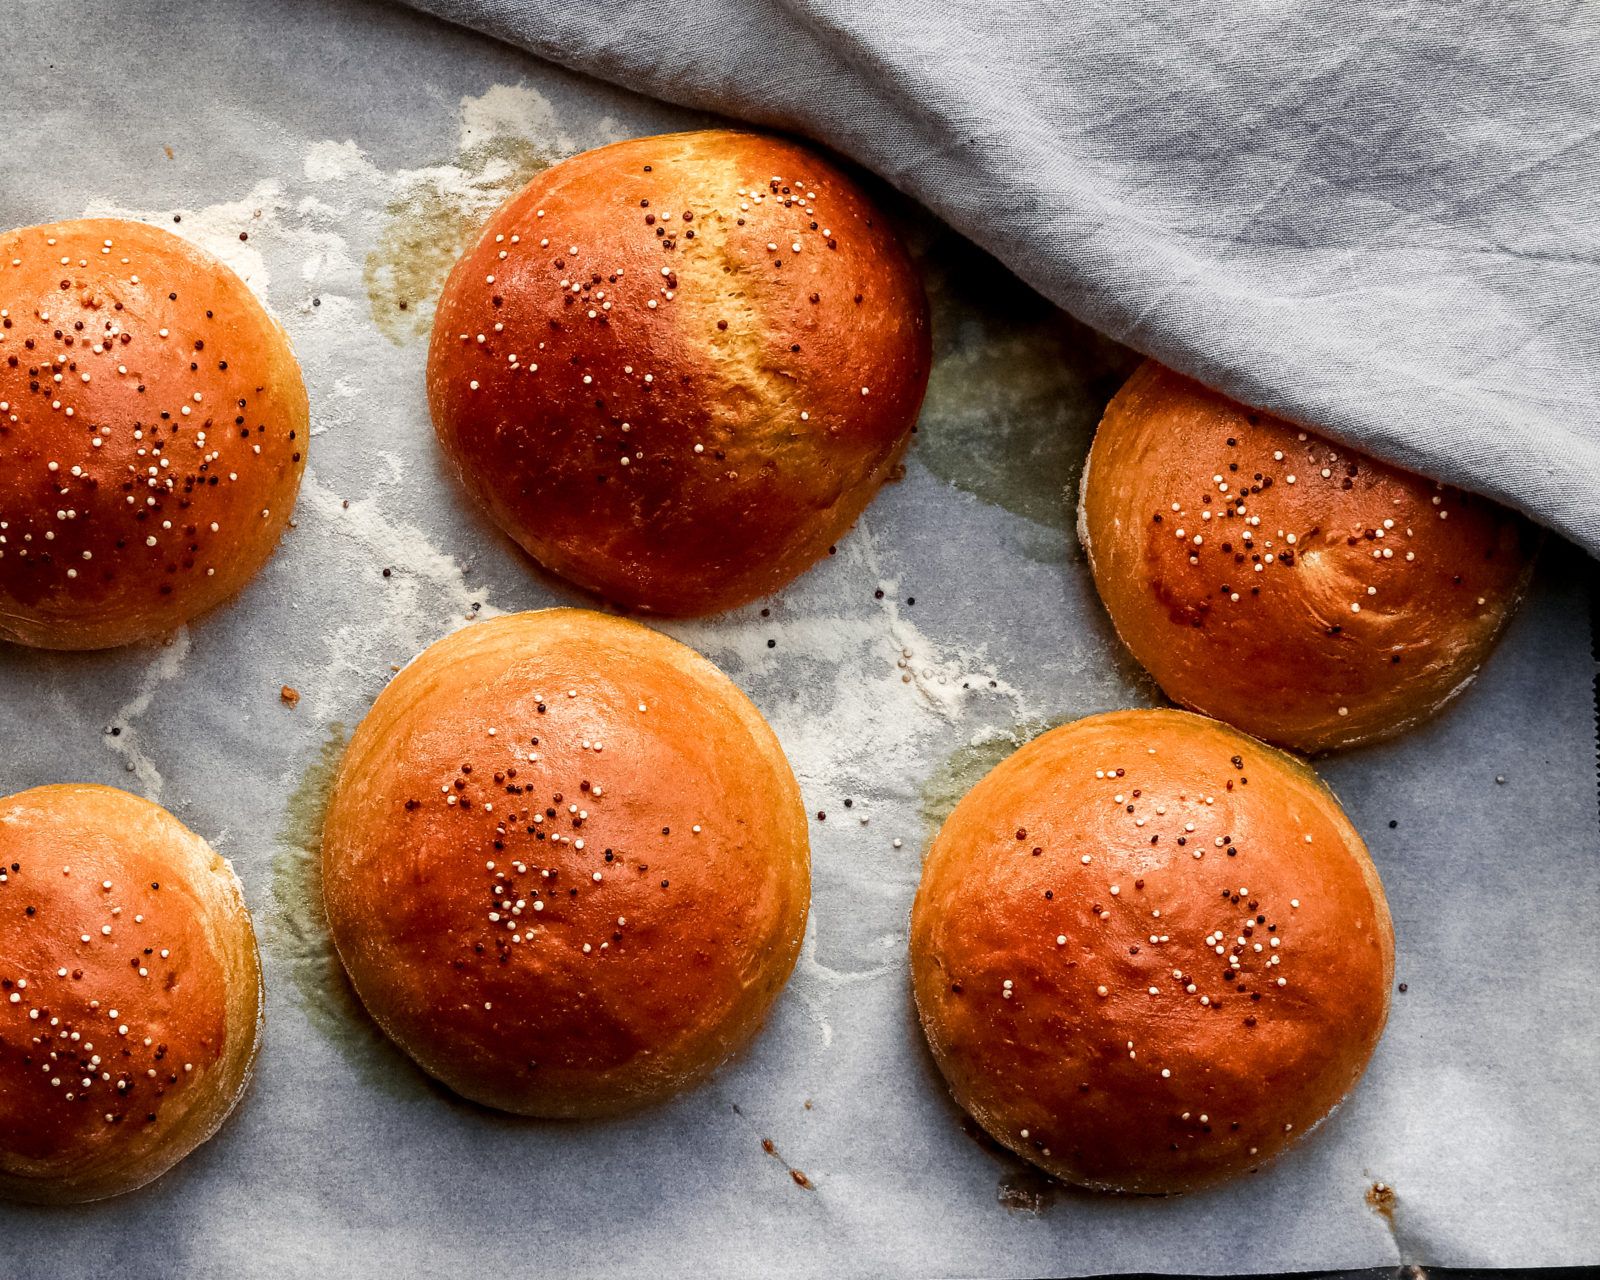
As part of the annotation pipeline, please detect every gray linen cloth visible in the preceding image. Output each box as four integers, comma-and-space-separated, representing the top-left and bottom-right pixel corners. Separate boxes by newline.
403, 0, 1600, 553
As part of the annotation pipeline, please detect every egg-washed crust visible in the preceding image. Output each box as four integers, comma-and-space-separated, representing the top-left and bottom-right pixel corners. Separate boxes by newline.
0, 785, 263, 1204
1078, 362, 1535, 752
911, 709, 1394, 1194
427, 130, 931, 616
0, 218, 308, 649
321, 609, 811, 1117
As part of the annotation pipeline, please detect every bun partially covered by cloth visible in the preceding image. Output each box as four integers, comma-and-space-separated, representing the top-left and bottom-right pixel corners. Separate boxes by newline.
1078, 361, 1534, 752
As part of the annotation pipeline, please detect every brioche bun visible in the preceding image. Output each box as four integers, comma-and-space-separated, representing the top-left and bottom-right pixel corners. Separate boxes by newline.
0, 218, 307, 649
911, 709, 1394, 1193
0, 785, 262, 1203
1078, 362, 1534, 752
427, 130, 930, 615
321, 608, 810, 1116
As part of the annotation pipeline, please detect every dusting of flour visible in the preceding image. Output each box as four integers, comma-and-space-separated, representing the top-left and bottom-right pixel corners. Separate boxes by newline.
83, 182, 282, 291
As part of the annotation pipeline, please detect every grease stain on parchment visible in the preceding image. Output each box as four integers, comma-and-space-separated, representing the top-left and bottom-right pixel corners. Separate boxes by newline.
996, 1165, 1065, 1215
958, 1115, 1064, 1216
914, 232, 1139, 555
266, 722, 424, 1097
918, 717, 1070, 840
363, 133, 558, 345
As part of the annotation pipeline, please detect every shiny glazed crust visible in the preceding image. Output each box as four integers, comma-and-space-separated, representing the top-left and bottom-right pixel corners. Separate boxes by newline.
0, 785, 263, 1204
321, 608, 811, 1116
910, 709, 1394, 1194
427, 130, 931, 615
0, 218, 308, 649
1078, 362, 1534, 752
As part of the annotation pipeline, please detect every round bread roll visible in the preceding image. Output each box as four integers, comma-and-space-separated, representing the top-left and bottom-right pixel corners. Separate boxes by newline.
1078, 361, 1534, 752
321, 608, 810, 1116
0, 785, 263, 1204
910, 709, 1394, 1194
427, 130, 931, 616
0, 218, 308, 649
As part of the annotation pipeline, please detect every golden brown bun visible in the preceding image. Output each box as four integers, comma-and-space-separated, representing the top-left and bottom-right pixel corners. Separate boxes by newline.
910, 709, 1393, 1194
1079, 362, 1534, 752
0, 785, 262, 1204
0, 218, 308, 649
321, 608, 810, 1116
427, 130, 931, 616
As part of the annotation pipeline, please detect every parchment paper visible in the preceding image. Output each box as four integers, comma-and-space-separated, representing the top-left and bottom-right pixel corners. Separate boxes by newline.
1, 2, 1596, 1276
